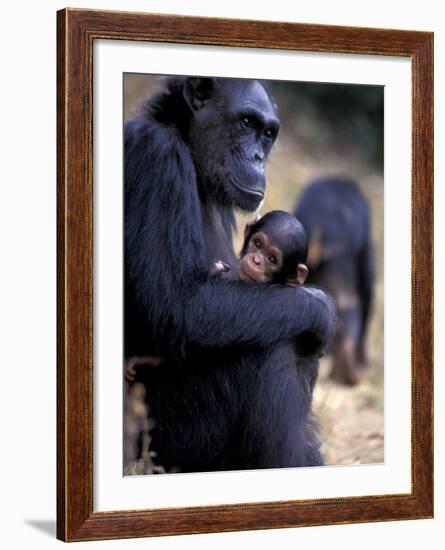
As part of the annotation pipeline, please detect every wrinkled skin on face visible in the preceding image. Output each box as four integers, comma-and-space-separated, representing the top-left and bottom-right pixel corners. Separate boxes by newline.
239, 231, 284, 283
239, 212, 310, 285
184, 78, 280, 212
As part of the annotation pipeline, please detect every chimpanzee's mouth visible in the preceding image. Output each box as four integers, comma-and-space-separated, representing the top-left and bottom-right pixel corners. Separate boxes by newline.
232, 171, 266, 199
244, 274, 257, 283
233, 180, 265, 198
239, 262, 261, 284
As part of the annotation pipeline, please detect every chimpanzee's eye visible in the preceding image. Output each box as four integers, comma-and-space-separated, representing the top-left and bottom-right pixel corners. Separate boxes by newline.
268, 256, 277, 265
241, 116, 255, 129
254, 239, 261, 248
264, 128, 274, 141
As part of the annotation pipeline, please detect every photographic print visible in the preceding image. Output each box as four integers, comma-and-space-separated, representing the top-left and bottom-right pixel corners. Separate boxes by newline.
123, 74, 384, 475
57, 9, 432, 541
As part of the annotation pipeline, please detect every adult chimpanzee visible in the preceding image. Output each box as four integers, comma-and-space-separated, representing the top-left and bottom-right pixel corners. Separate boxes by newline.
294, 177, 374, 386
124, 77, 335, 472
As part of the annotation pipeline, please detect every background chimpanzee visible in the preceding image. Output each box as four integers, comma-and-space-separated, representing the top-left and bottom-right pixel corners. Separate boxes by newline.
294, 177, 374, 385
124, 76, 335, 472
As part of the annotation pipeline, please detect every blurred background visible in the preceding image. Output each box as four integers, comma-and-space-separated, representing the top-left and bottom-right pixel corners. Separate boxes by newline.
124, 74, 384, 468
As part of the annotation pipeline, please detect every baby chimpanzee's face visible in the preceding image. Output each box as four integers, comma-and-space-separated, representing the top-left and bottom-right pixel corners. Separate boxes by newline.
239, 231, 283, 283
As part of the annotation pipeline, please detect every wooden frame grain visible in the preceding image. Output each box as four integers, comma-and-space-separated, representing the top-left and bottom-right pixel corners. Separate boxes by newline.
57, 8, 434, 542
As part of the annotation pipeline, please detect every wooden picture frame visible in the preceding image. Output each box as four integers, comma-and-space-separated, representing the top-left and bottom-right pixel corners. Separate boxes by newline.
57, 8, 433, 542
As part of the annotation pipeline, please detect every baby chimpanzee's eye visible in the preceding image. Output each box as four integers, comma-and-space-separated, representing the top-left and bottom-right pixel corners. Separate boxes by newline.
268, 256, 277, 265
254, 239, 261, 248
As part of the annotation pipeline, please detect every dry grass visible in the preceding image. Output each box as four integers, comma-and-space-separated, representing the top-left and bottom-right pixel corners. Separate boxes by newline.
314, 327, 384, 465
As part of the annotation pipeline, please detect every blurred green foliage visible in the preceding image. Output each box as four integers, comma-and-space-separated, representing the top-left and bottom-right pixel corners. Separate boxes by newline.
271, 81, 383, 168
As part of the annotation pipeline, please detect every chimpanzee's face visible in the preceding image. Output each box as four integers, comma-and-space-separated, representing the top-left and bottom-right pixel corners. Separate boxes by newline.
239, 231, 283, 283
185, 78, 280, 212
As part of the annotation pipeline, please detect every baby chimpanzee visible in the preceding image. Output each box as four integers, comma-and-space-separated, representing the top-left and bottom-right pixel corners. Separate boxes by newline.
125, 211, 314, 382
233, 210, 308, 286
215, 210, 328, 360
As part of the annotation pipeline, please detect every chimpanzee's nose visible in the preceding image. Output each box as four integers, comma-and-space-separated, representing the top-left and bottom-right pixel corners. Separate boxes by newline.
252, 254, 261, 266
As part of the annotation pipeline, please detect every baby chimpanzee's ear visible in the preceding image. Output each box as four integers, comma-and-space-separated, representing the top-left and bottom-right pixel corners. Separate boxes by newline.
244, 214, 261, 240
287, 263, 309, 286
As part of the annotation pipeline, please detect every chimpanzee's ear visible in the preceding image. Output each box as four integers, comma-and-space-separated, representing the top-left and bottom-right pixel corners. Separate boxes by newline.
287, 263, 309, 286
183, 78, 217, 111
244, 214, 261, 240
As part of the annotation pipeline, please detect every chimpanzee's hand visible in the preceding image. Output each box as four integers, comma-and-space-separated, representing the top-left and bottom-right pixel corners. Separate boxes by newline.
297, 286, 337, 356
124, 355, 163, 383
303, 286, 336, 317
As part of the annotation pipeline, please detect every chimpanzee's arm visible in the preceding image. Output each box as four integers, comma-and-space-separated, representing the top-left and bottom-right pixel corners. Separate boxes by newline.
125, 119, 335, 357
181, 279, 335, 353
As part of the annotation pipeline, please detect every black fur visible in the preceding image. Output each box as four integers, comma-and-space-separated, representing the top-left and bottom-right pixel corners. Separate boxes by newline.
125, 77, 335, 472
295, 177, 374, 384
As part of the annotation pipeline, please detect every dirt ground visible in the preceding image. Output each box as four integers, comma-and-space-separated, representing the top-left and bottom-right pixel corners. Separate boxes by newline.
313, 279, 384, 466
313, 360, 384, 466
